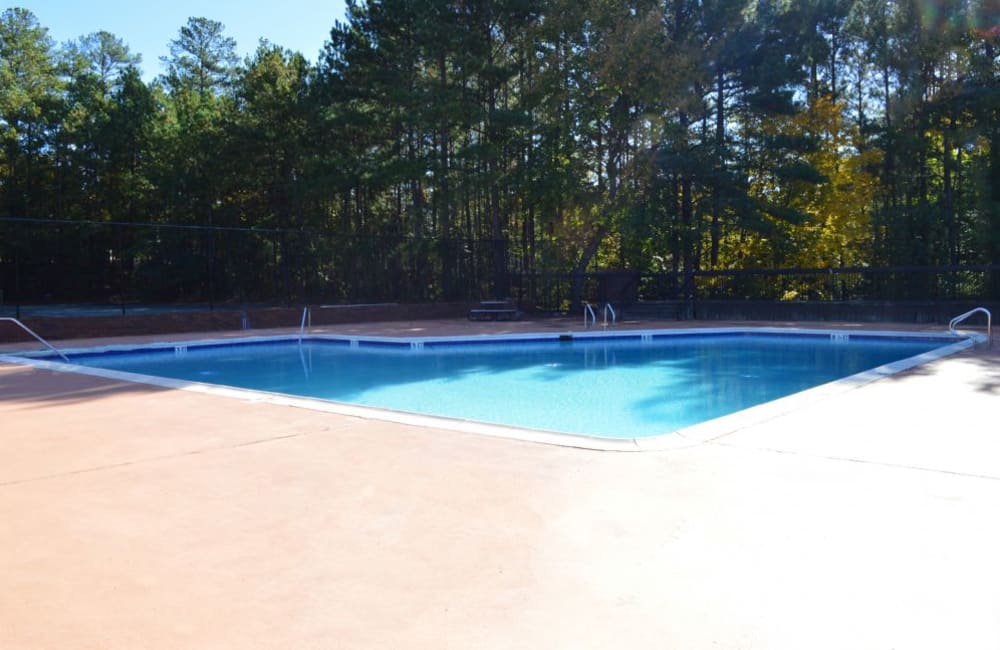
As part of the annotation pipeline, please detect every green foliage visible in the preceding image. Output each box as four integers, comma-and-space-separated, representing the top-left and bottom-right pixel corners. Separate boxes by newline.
1, 2, 997, 306
161, 17, 239, 96
63, 30, 140, 84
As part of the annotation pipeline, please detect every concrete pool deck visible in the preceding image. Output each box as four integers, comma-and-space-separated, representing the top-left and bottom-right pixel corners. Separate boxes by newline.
2, 318, 999, 648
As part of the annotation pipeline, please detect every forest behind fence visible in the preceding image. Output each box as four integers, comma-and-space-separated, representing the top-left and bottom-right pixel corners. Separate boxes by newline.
3, 218, 997, 313
1, 3, 997, 312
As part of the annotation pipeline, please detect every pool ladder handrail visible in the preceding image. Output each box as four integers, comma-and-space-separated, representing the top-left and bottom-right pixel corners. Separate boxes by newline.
949, 307, 991, 346
299, 307, 311, 342
0, 317, 70, 362
583, 302, 597, 328
603, 303, 616, 328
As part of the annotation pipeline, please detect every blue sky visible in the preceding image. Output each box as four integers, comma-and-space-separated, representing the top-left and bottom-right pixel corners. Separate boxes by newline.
22, 0, 349, 79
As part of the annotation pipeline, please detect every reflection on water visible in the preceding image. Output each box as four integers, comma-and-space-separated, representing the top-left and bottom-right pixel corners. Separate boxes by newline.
75, 335, 945, 438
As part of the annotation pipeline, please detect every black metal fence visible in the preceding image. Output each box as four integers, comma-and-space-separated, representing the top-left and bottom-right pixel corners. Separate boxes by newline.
2, 218, 998, 314
0, 218, 512, 310
529, 266, 1000, 311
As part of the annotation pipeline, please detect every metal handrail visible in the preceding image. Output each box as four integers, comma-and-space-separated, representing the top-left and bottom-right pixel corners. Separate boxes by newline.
603, 303, 616, 328
298, 307, 311, 342
0, 317, 70, 362
949, 307, 992, 345
583, 302, 597, 328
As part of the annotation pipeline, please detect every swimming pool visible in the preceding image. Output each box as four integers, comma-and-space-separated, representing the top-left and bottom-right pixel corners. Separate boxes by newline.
5, 328, 971, 448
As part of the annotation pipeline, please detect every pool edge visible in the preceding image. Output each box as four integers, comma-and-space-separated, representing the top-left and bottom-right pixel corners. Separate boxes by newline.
0, 327, 981, 452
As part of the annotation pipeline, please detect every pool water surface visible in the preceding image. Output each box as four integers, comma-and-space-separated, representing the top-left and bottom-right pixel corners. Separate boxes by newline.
63, 332, 954, 439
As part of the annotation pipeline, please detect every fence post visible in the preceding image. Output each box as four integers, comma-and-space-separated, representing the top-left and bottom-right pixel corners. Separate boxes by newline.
115, 224, 126, 315
692, 270, 699, 319
13, 220, 20, 319
208, 228, 216, 311
14, 255, 20, 319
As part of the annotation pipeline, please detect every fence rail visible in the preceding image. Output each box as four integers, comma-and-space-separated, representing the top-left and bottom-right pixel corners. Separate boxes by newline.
2, 218, 998, 315
0, 218, 513, 310
529, 266, 1000, 310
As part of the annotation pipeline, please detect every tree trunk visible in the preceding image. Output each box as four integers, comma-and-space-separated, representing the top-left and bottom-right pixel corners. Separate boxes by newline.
438, 50, 454, 297
711, 64, 724, 268
571, 223, 608, 309
943, 119, 955, 266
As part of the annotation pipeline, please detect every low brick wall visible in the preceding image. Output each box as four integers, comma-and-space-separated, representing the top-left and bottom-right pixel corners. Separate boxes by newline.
692, 300, 999, 324
0, 302, 473, 343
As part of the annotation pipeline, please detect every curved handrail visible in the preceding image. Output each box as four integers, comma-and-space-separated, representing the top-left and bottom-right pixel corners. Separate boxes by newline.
583, 302, 597, 328
299, 307, 310, 342
0, 317, 70, 362
603, 303, 616, 327
949, 307, 991, 345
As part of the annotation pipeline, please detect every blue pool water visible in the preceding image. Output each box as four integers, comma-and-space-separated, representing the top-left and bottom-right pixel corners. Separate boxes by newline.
68, 333, 948, 438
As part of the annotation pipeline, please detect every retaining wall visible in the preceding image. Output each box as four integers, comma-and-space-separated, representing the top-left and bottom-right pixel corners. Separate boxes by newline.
0, 302, 472, 343
692, 300, 998, 324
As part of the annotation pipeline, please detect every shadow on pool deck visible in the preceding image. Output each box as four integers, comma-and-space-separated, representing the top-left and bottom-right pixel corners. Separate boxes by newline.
877, 340, 1000, 396
0, 364, 168, 409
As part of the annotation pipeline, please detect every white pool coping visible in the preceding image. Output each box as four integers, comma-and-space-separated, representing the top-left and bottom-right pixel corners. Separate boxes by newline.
0, 327, 982, 452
